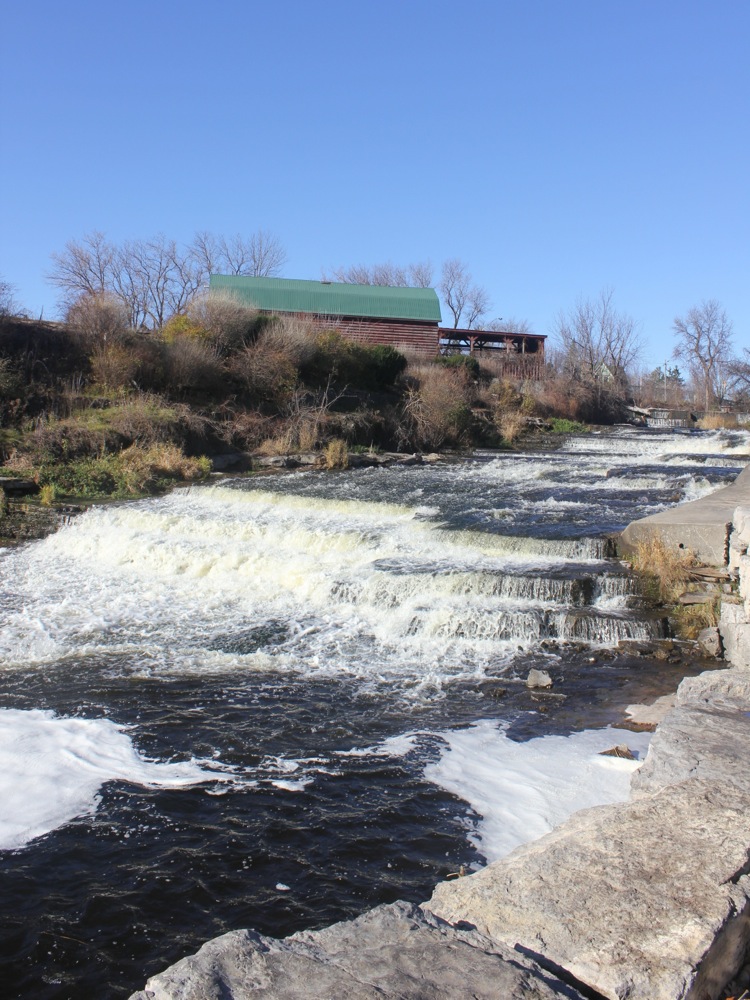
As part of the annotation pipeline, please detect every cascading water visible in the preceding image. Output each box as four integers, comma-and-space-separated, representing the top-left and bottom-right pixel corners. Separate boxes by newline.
0, 426, 748, 999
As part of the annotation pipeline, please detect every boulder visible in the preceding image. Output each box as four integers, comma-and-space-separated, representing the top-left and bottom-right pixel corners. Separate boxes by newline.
129, 901, 586, 1000
624, 693, 675, 726
697, 626, 723, 658
526, 669, 553, 689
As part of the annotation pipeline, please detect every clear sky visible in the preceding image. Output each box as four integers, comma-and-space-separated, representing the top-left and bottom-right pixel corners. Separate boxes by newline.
1, 0, 747, 368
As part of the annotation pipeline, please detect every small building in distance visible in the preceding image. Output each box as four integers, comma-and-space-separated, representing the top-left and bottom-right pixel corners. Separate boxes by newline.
209, 275, 442, 355
210, 274, 546, 377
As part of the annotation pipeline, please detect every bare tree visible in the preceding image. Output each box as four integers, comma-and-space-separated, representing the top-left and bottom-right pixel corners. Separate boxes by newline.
243, 230, 287, 277
50, 229, 287, 330
324, 260, 433, 288
188, 231, 221, 283
553, 289, 641, 418
205, 231, 287, 278
486, 317, 534, 334
0, 276, 20, 317
727, 348, 750, 403
673, 300, 734, 410
439, 258, 489, 329
49, 231, 117, 309
406, 261, 433, 288
555, 289, 641, 382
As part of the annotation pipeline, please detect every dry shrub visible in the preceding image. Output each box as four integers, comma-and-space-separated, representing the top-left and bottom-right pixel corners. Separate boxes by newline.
630, 535, 695, 603
162, 337, 225, 393
161, 313, 206, 343
403, 366, 473, 449
498, 409, 526, 443
533, 375, 584, 421
491, 378, 523, 413
39, 483, 57, 505
672, 598, 720, 639
186, 291, 259, 353
221, 409, 274, 451
231, 343, 298, 404
90, 344, 140, 391
260, 315, 317, 367
257, 416, 323, 455
9, 417, 108, 465
66, 292, 129, 348
521, 391, 537, 415
117, 442, 210, 491
0, 357, 21, 399
258, 430, 295, 455
107, 394, 210, 448
297, 419, 322, 452
323, 438, 349, 469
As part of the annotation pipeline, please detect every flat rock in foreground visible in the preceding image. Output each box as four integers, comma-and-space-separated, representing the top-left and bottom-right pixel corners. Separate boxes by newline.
427, 671, 750, 1000
129, 901, 585, 1000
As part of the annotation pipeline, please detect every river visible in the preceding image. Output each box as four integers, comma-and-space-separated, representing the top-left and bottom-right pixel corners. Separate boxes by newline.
0, 426, 748, 999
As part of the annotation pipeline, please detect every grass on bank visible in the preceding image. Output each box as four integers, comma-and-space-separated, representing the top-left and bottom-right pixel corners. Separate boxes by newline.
629, 534, 721, 638
1, 443, 211, 501
630, 535, 694, 604
548, 418, 590, 434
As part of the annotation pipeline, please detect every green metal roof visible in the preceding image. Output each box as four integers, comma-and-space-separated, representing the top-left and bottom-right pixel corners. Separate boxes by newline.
209, 275, 442, 324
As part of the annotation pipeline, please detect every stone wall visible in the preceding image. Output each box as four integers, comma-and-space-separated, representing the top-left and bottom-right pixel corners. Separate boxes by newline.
721, 504, 750, 667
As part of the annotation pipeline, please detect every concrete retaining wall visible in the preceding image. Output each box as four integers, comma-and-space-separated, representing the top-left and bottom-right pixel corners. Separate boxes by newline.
618, 465, 750, 566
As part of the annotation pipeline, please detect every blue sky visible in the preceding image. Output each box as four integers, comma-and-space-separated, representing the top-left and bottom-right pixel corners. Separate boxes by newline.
1, 0, 747, 368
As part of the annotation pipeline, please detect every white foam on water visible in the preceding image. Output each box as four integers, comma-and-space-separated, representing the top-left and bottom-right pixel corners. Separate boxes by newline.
334, 733, 421, 758
0, 708, 244, 851
0, 488, 588, 685
0, 428, 745, 689
423, 720, 652, 864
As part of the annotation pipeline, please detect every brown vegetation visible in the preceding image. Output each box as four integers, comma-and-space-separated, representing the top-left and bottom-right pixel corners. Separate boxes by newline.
0, 295, 624, 503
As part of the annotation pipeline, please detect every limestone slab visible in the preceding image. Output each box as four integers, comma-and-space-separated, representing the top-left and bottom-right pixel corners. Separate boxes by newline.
427, 779, 750, 1000
129, 901, 586, 1000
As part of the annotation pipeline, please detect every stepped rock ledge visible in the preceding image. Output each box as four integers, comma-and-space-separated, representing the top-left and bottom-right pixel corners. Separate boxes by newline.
131, 468, 750, 1000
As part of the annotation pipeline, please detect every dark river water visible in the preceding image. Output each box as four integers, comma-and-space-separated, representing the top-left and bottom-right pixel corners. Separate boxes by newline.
0, 427, 748, 999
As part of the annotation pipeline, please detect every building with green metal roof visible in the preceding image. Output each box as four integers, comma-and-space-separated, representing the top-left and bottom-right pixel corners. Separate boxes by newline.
209, 275, 443, 354
208, 275, 547, 375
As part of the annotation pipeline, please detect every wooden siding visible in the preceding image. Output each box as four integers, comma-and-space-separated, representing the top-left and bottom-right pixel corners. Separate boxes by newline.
307, 315, 440, 355
477, 355, 548, 381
